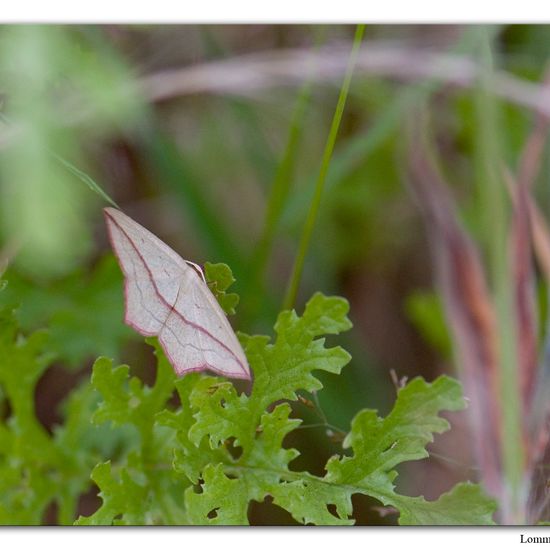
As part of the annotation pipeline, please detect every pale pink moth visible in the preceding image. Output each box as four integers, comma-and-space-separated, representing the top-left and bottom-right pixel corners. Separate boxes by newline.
104, 207, 251, 380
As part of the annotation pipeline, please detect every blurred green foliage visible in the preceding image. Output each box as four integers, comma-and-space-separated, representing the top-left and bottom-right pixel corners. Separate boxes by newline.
0, 256, 136, 367
405, 291, 452, 360
0, 303, 135, 524
0, 24, 549, 524
0, 26, 142, 277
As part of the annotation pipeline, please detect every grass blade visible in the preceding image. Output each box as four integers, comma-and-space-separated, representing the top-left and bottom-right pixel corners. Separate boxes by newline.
50, 152, 119, 208
283, 24, 365, 310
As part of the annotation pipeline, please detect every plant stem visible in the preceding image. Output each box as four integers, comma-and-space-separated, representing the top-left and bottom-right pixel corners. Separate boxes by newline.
475, 26, 524, 523
283, 24, 365, 310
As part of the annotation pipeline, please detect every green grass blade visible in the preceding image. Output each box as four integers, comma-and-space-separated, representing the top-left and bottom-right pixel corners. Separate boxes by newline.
283, 26, 503, 226
50, 152, 119, 208
283, 25, 365, 310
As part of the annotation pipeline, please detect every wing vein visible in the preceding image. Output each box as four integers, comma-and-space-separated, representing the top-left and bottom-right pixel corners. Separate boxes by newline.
105, 209, 249, 377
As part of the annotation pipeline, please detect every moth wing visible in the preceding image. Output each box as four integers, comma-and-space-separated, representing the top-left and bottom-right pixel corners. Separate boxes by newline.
104, 207, 251, 380
104, 207, 188, 336
158, 273, 251, 379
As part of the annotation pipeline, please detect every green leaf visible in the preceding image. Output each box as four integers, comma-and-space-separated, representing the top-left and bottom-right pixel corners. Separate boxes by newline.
0, 305, 102, 525
74, 461, 148, 525
0, 307, 54, 455
91, 358, 136, 427
170, 342, 495, 525
76, 263, 248, 525
270, 477, 354, 525
0, 256, 136, 367
186, 293, 352, 459
330, 377, 465, 486
167, 293, 359, 525
185, 463, 249, 525
393, 482, 497, 525
83, 346, 191, 525
76, 264, 494, 525
324, 376, 497, 525
204, 262, 239, 315
91, 351, 175, 444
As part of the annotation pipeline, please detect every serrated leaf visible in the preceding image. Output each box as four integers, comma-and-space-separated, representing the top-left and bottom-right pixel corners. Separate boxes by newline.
170, 358, 495, 524
91, 358, 134, 427
252, 293, 353, 404
91, 351, 175, 432
187, 293, 352, 460
324, 376, 496, 525
0, 308, 55, 459
248, 404, 301, 471
166, 293, 358, 525
185, 463, 249, 525
77, 265, 495, 525
332, 377, 464, 486
393, 482, 497, 525
80, 343, 192, 525
270, 477, 354, 525
74, 461, 148, 525
204, 262, 239, 315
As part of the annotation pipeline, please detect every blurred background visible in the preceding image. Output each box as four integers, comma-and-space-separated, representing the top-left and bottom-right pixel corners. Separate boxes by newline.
0, 24, 548, 524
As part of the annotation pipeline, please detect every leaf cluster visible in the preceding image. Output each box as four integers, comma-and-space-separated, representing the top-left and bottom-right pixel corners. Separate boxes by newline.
0, 263, 496, 525
76, 265, 496, 525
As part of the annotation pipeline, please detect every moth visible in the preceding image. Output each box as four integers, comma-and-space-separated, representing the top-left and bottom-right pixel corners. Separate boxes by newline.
104, 207, 251, 380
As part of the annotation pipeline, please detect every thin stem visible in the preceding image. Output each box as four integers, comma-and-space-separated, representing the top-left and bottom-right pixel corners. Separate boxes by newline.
429, 451, 481, 472
311, 390, 329, 425
283, 24, 365, 310
294, 422, 347, 434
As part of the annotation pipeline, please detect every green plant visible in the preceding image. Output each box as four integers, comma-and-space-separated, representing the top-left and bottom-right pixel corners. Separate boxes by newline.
4, 23, 547, 526
0, 262, 496, 525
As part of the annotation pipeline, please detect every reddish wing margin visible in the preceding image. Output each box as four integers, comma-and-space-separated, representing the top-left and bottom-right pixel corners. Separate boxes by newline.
104, 207, 251, 380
